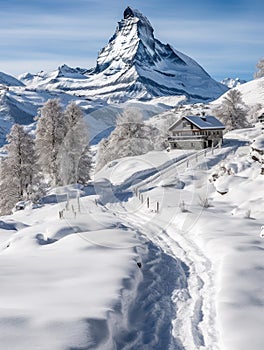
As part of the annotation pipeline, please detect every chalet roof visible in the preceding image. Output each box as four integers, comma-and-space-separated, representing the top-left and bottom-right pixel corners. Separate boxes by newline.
169, 115, 225, 131
184, 115, 225, 130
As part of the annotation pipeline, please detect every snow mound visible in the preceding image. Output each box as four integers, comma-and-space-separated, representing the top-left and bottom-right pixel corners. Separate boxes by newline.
251, 134, 264, 151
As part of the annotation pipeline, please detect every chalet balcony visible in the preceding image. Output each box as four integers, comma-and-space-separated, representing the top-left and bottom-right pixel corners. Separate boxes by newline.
168, 135, 206, 141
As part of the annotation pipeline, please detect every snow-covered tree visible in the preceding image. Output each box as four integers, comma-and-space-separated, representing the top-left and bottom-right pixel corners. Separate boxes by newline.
35, 99, 65, 186
0, 124, 39, 215
77, 145, 92, 185
96, 108, 164, 171
57, 102, 91, 185
254, 58, 264, 79
214, 89, 249, 130
249, 103, 263, 124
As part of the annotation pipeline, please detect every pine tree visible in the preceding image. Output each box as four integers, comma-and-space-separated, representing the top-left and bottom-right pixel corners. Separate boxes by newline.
35, 98, 65, 186
0, 124, 38, 215
57, 102, 90, 185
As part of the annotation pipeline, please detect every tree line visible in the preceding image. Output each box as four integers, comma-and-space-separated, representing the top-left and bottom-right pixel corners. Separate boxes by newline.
0, 99, 91, 215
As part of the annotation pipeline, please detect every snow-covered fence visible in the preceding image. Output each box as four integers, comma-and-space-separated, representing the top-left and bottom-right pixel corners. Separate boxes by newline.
134, 142, 223, 213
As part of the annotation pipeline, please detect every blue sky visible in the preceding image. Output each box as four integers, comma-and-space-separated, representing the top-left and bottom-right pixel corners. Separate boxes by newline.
0, 0, 263, 81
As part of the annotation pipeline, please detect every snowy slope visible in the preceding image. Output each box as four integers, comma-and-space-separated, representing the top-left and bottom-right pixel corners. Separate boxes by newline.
0, 186, 142, 350
214, 76, 264, 106
0, 71, 23, 87
0, 125, 263, 349
96, 125, 264, 350
19, 7, 227, 103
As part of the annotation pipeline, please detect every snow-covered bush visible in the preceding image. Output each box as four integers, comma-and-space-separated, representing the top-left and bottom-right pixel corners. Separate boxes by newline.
96, 108, 165, 171
197, 194, 211, 208
250, 135, 264, 164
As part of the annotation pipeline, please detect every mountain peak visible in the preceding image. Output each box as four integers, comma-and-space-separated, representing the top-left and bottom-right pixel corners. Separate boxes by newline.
123, 7, 151, 25
19, 8, 228, 103
124, 7, 134, 19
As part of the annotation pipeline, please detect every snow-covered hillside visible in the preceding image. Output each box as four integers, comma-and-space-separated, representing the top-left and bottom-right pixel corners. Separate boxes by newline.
0, 72, 23, 87
0, 125, 263, 349
96, 125, 264, 350
214, 76, 264, 107
19, 7, 227, 104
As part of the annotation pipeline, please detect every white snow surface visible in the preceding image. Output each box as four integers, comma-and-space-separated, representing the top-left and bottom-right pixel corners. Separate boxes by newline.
0, 186, 141, 350
96, 126, 264, 350
251, 134, 264, 151
0, 127, 264, 349
214, 76, 264, 107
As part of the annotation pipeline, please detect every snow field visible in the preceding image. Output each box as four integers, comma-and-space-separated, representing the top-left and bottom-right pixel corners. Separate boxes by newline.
97, 127, 264, 350
0, 190, 144, 350
0, 126, 263, 349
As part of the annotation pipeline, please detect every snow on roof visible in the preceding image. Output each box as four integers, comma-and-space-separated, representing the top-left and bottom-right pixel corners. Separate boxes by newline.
184, 115, 225, 130
251, 135, 264, 151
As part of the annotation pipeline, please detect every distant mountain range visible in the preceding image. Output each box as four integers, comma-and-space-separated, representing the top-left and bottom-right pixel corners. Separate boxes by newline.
221, 77, 247, 88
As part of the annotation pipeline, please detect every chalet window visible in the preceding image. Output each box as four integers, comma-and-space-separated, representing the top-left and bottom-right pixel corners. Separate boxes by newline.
182, 122, 187, 127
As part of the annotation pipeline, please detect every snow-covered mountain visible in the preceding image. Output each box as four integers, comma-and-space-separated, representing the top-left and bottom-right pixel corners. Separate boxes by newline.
221, 77, 247, 88
19, 7, 227, 103
0, 71, 24, 87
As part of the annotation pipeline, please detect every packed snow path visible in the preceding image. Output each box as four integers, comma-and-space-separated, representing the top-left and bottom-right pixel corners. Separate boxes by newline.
96, 150, 229, 350
114, 238, 188, 350
101, 199, 218, 350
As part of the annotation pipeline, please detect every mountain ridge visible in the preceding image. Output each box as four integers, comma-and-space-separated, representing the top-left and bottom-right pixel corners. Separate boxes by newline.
19, 7, 227, 103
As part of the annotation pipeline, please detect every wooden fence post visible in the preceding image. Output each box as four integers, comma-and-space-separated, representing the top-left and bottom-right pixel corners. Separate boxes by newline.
147, 197, 150, 208
77, 191, 80, 213
66, 193, 69, 210
156, 201, 159, 212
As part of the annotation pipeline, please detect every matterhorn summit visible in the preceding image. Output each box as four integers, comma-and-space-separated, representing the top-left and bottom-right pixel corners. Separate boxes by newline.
20, 7, 227, 103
